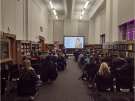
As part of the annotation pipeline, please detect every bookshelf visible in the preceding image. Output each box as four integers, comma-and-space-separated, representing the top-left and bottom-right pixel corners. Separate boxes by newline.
16, 40, 31, 64
0, 32, 16, 64
31, 42, 41, 57
103, 41, 135, 58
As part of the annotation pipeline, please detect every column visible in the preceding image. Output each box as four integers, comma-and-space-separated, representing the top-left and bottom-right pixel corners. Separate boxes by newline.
105, 0, 112, 42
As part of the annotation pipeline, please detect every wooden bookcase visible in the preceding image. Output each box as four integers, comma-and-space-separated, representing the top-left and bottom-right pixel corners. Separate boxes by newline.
103, 41, 135, 58
31, 42, 41, 57
0, 32, 16, 64
16, 40, 31, 64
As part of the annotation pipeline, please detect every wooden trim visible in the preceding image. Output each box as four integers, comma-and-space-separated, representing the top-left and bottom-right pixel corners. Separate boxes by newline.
0, 39, 12, 63
5, 33, 16, 39
0, 58, 12, 64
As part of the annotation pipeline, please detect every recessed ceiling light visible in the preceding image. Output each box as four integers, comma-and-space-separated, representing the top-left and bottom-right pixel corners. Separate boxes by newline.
84, 1, 90, 9
56, 16, 58, 19
81, 10, 85, 15
49, 1, 53, 9
80, 16, 82, 20
53, 9, 57, 16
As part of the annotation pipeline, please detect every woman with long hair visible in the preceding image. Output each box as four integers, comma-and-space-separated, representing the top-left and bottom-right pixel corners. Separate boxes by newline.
95, 62, 113, 91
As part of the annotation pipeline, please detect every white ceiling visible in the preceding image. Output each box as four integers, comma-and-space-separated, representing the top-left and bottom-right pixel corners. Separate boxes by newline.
44, 0, 100, 20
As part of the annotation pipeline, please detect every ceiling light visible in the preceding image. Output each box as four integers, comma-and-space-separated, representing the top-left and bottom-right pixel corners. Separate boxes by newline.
53, 9, 57, 16
84, 1, 90, 9
49, 1, 53, 9
80, 16, 82, 20
81, 10, 85, 15
56, 16, 58, 19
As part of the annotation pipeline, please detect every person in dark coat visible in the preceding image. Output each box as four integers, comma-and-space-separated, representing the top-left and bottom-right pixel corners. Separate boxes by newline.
57, 53, 66, 71
111, 55, 128, 77
40, 53, 58, 83
17, 59, 39, 100
115, 57, 134, 92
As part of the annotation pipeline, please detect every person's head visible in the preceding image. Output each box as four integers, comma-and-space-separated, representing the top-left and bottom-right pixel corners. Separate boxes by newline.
24, 59, 31, 69
98, 62, 110, 76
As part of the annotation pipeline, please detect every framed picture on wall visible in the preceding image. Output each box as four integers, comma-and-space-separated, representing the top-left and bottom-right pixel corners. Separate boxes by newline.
0, 39, 11, 63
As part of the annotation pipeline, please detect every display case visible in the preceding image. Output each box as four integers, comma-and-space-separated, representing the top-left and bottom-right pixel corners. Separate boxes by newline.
31, 42, 41, 56
16, 40, 31, 64
0, 39, 11, 63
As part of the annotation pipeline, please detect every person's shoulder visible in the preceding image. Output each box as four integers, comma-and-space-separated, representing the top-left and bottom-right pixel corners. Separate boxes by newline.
28, 67, 35, 71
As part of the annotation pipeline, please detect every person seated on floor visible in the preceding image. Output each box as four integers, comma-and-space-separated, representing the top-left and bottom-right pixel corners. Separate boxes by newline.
95, 62, 113, 92
17, 58, 39, 101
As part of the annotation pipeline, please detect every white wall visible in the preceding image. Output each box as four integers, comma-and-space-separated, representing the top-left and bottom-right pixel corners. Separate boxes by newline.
89, 7, 106, 44
2, 0, 17, 34
134, 0, 135, 17
0, 0, 2, 31
88, 0, 134, 44
53, 20, 64, 44
88, 20, 95, 44
118, 0, 134, 25
1, 0, 28, 40
48, 19, 89, 44
64, 19, 89, 37
64, 19, 79, 36
28, 0, 48, 42
1, 0, 49, 41
111, 0, 118, 41
48, 19, 54, 44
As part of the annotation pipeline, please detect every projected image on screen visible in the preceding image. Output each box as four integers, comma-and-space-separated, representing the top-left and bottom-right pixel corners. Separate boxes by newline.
64, 37, 84, 48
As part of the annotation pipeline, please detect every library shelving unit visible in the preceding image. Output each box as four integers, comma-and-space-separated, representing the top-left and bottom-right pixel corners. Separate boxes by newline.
16, 40, 31, 64
85, 44, 103, 52
31, 42, 41, 57
0, 32, 16, 64
103, 41, 135, 58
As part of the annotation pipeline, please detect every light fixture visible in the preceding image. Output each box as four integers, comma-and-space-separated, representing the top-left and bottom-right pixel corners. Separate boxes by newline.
53, 9, 57, 16
56, 16, 58, 19
49, 0, 58, 20
80, 0, 90, 20
80, 16, 82, 20
49, 1, 53, 9
81, 10, 85, 16
84, 1, 90, 9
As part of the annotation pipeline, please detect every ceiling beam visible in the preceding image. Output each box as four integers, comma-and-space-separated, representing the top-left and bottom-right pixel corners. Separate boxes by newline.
71, 0, 75, 19
89, 0, 105, 19
64, 0, 67, 18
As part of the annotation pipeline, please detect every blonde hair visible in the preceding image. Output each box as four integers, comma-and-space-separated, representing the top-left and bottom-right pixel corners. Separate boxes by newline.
98, 62, 110, 76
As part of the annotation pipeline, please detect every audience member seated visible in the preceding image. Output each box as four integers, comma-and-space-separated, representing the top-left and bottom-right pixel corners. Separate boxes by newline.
1, 63, 9, 95
95, 62, 113, 92
57, 53, 67, 71
17, 58, 39, 101
115, 57, 134, 92
40, 52, 58, 84
111, 54, 128, 77
85, 58, 98, 82
9, 64, 19, 81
